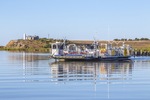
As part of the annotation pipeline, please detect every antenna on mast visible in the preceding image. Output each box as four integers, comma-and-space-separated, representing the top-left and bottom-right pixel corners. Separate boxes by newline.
107, 25, 113, 44
108, 25, 110, 42
123, 33, 126, 46
63, 36, 67, 50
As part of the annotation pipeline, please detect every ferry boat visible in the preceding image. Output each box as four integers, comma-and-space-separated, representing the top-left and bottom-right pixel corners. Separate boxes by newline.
50, 40, 133, 61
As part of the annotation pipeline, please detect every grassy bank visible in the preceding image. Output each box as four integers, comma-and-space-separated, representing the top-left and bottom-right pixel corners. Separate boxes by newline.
2, 39, 150, 53
71, 40, 150, 51
3, 47, 50, 53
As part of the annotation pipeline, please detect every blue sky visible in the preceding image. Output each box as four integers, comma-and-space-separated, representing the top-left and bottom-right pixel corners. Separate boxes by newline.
0, 0, 150, 45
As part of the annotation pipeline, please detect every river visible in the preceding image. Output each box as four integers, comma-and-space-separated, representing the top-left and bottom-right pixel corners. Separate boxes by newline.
0, 51, 150, 100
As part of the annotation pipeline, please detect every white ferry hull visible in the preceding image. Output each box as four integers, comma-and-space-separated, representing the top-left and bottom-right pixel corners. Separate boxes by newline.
52, 55, 131, 61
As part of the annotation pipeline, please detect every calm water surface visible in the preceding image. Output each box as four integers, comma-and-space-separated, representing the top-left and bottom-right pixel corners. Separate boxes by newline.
0, 51, 150, 100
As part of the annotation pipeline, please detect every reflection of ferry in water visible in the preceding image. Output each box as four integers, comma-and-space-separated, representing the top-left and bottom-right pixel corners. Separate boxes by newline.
50, 61, 133, 82
50, 40, 133, 61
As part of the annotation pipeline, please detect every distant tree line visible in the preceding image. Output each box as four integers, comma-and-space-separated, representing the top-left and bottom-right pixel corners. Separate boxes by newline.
114, 38, 150, 41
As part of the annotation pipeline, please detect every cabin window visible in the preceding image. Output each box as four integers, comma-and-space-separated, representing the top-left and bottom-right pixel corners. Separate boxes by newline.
90, 45, 94, 49
69, 45, 76, 50
60, 44, 64, 49
53, 45, 56, 49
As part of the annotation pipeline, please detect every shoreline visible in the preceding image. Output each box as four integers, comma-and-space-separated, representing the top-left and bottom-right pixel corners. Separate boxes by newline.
1, 39, 150, 53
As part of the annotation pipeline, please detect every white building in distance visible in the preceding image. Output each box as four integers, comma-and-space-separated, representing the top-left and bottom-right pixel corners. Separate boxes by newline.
23, 33, 26, 40
23, 34, 39, 40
